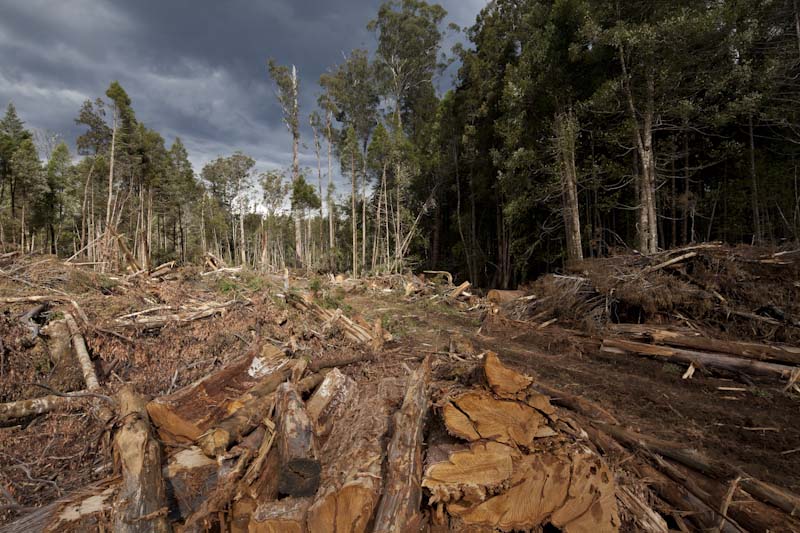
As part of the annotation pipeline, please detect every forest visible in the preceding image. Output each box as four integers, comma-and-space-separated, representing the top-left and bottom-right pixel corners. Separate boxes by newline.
2, 0, 799, 287
3, 1, 800, 532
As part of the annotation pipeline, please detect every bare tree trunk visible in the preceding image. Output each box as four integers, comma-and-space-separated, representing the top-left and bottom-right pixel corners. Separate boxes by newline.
361, 155, 367, 275
555, 111, 583, 266
291, 65, 303, 268
683, 133, 690, 245
311, 118, 325, 263
239, 211, 247, 266
620, 46, 658, 254
749, 114, 762, 244
79, 159, 95, 257
351, 147, 358, 278
103, 106, 118, 272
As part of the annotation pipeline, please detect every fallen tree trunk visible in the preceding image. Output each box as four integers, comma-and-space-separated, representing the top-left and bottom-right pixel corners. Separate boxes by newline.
197, 370, 323, 458
0, 481, 118, 533
309, 352, 372, 372
64, 311, 99, 390
611, 324, 800, 366
113, 386, 171, 533
486, 289, 525, 304
147, 346, 288, 444
373, 357, 432, 532
0, 394, 82, 424
162, 447, 218, 522
288, 293, 373, 344
115, 301, 241, 328
448, 281, 471, 299
183, 427, 266, 531
307, 381, 392, 533
306, 368, 355, 438
662, 457, 800, 533
596, 422, 800, 518
247, 496, 311, 533
275, 382, 321, 497
601, 337, 797, 380
423, 270, 453, 286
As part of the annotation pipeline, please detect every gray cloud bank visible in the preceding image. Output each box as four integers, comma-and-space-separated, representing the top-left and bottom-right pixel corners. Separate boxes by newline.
0, 0, 486, 191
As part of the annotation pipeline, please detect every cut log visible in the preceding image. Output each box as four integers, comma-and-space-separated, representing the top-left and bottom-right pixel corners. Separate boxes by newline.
443, 390, 545, 448
115, 301, 241, 328
0, 394, 83, 424
288, 293, 373, 344
64, 311, 99, 390
0, 481, 117, 533
484, 351, 532, 399
306, 368, 355, 438
307, 381, 392, 533
611, 323, 800, 366
183, 427, 266, 531
423, 270, 454, 286
423, 441, 518, 505
446, 445, 620, 532
146, 346, 288, 444
449, 281, 471, 299
309, 352, 373, 372
601, 337, 797, 380
162, 447, 218, 522
275, 382, 321, 497
373, 357, 432, 532
486, 290, 525, 304
43, 319, 84, 392
583, 422, 738, 533
640, 251, 698, 275
532, 382, 616, 424
149, 261, 175, 279
198, 370, 323, 458
248, 496, 311, 533
112, 386, 171, 533
596, 422, 800, 518
662, 458, 800, 533
615, 487, 668, 533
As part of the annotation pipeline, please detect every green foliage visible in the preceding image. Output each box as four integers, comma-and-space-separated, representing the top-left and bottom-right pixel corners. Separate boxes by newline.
309, 277, 322, 294
291, 175, 321, 211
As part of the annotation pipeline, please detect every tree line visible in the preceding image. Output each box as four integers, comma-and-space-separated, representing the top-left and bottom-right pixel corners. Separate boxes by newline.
1, 0, 799, 287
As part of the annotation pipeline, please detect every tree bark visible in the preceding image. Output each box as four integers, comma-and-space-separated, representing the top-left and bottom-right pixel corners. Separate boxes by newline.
749, 114, 762, 244
610, 324, 800, 365
307, 381, 391, 533
103, 106, 118, 273
555, 111, 584, 265
275, 382, 321, 497
0, 394, 82, 424
147, 347, 289, 444
306, 368, 355, 439
64, 311, 99, 391
600, 337, 797, 380
195, 363, 304, 458
113, 386, 172, 533
248, 496, 311, 533
373, 357, 432, 532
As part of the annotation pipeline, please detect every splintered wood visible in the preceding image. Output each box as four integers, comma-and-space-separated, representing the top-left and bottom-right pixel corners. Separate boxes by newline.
146, 344, 289, 444
306, 378, 395, 533
426, 352, 620, 532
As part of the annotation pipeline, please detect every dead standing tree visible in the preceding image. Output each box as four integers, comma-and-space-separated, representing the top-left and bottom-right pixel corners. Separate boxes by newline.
268, 59, 304, 268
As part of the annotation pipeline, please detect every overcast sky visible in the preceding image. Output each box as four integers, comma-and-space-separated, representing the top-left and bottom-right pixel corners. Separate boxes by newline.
0, 0, 486, 190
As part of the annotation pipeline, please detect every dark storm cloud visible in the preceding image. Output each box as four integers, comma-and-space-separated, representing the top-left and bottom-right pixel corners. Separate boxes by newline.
0, 0, 486, 190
